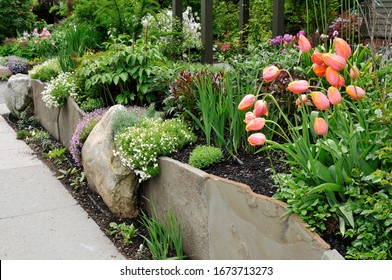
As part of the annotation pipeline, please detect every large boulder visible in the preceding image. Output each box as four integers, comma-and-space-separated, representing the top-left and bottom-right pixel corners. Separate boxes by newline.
4, 74, 34, 119
82, 105, 140, 218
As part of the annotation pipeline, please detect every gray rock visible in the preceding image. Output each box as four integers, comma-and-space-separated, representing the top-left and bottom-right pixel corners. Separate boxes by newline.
81, 105, 140, 218
0, 66, 12, 78
4, 74, 34, 119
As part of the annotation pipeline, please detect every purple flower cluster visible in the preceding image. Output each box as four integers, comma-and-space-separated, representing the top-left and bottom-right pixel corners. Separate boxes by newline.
5, 56, 29, 74
270, 30, 306, 46
70, 108, 108, 165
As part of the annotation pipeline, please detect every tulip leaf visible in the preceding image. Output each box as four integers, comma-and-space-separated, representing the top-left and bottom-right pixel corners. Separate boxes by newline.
315, 161, 334, 183
308, 183, 343, 195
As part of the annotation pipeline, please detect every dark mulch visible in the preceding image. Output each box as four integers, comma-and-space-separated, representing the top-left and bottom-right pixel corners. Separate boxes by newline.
2, 112, 349, 258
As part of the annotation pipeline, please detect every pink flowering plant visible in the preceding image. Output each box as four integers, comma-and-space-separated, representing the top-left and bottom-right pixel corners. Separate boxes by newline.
238, 36, 391, 259
70, 108, 108, 165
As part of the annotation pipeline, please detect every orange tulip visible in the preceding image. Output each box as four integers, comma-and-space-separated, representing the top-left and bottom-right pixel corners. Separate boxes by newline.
311, 91, 330, 110
298, 34, 312, 53
246, 117, 266, 131
248, 133, 266, 146
295, 94, 309, 107
327, 86, 342, 105
322, 53, 346, 71
312, 51, 324, 65
238, 94, 255, 110
325, 67, 340, 86
253, 100, 268, 117
346, 85, 366, 100
314, 117, 328, 136
244, 111, 255, 124
350, 66, 360, 79
313, 63, 327, 77
288, 80, 309, 94
334, 38, 352, 60
263, 65, 280, 82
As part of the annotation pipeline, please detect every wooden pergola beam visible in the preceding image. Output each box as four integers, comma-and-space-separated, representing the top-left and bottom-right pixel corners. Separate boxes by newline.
272, 0, 285, 37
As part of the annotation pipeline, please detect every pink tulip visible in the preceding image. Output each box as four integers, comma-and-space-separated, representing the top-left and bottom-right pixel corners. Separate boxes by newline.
244, 112, 255, 124
313, 63, 327, 77
263, 65, 280, 82
334, 38, 352, 60
34, 40, 39, 44
298, 34, 312, 53
295, 94, 308, 107
238, 94, 255, 110
311, 91, 330, 110
327, 86, 342, 105
253, 100, 268, 117
350, 66, 360, 79
322, 53, 346, 71
246, 117, 266, 131
248, 133, 267, 146
311, 51, 324, 65
288, 80, 309, 94
314, 117, 328, 136
325, 67, 340, 87
346, 85, 366, 100
337, 75, 345, 87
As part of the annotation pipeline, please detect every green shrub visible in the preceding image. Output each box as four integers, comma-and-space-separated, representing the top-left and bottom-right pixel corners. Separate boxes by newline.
188, 145, 223, 169
29, 58, 61, 81
114, 118, 196, 182
0, 0, 36, 42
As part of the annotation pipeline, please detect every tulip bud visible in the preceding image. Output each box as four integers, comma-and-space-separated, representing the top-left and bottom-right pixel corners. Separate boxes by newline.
298, 34, 312, 53
334, 38, 352, 60
295, 94, 309, 107
311, 51, 324, 65
322, 53, 346, 71
263, 65, 281, 82
350, 66, 360, 79
327, 86, 342, 105
246, 117, 266, 131
253, 100, 268, 117
288, 80, 309, 94
238, 94, 255, 110
248, 133, 267, 146
314, 117, 328, 136
346, 85, 366, 100
244, 112, 255, 124
313, 63, 327, 77
311, 91, 330, 110
325, 67, 340, 87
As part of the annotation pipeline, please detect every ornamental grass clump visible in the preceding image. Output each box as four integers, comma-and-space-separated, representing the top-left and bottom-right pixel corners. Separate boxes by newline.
70, 108, 108, 165
28, 58, 61, 82
114, 118, 196, 182
41, 72, 78, 108
188, 145, 223, 169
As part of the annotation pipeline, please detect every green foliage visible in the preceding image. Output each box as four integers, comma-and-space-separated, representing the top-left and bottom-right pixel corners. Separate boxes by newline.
111, 104, 160, 136
188, 145, 223, 169
73, 0, 159, 39
0, 0, 36, 42
108, 222, 138, 245
248, 0, 272, 45
114, 118, 196, 182
76, 37, 165, 106
57, 23, 100, 72
139, 209, 185, 260
16, 129, 31, 140
79, 98, 105, 112
43, 147, 67, 164
29, 58, 61, 81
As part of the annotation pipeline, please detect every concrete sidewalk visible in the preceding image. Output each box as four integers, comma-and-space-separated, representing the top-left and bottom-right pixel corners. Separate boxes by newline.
0, 83, 125, 260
